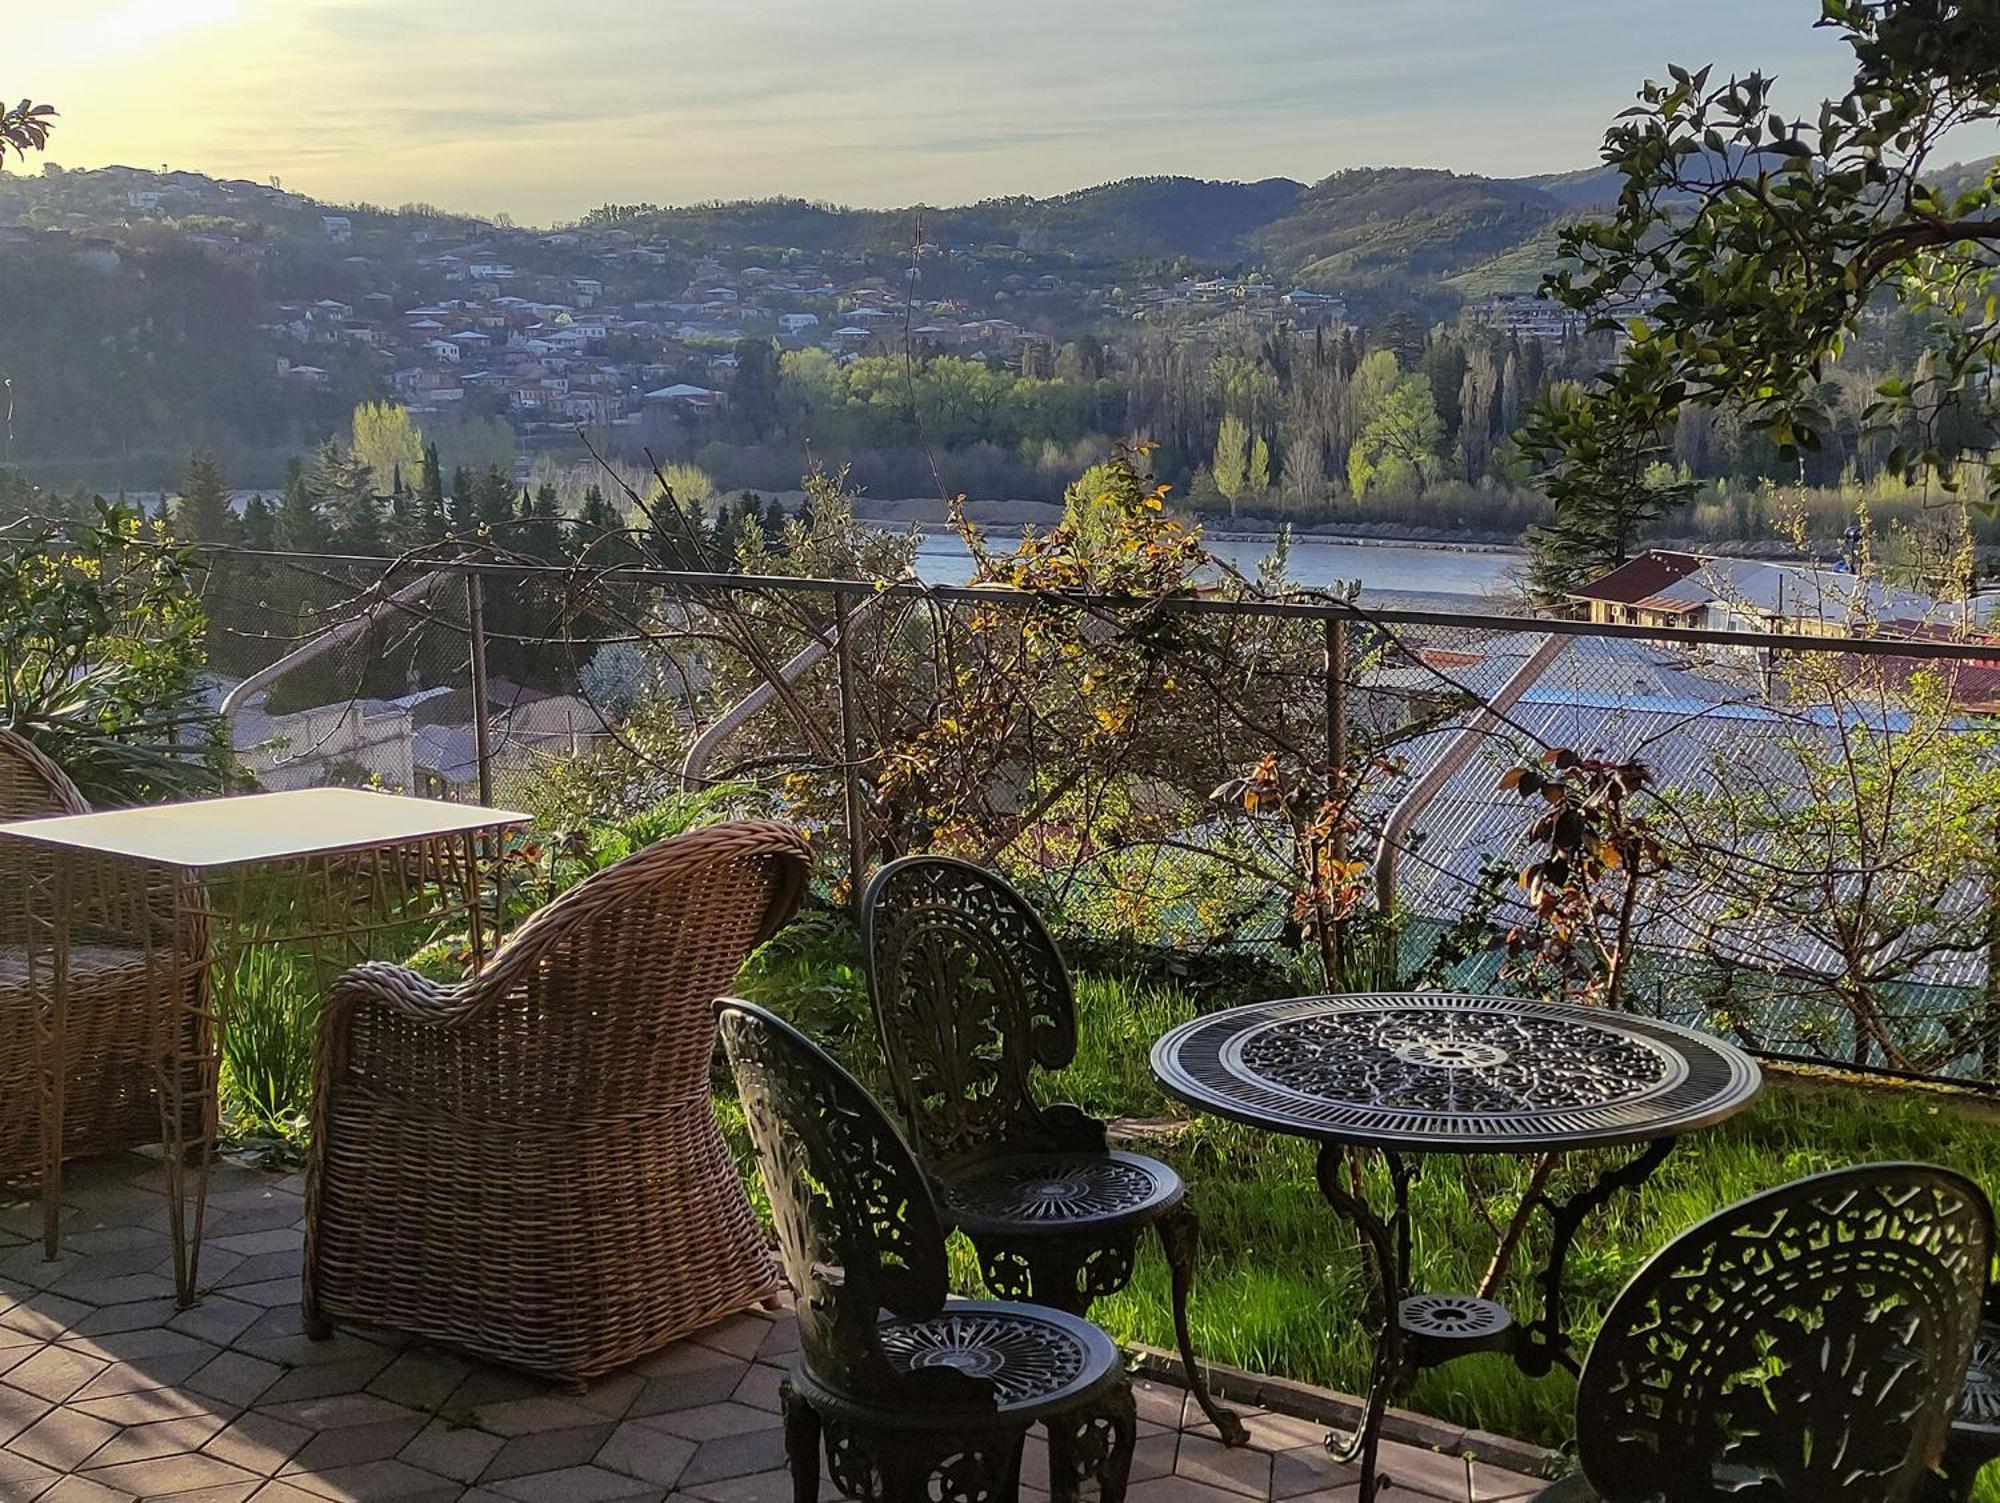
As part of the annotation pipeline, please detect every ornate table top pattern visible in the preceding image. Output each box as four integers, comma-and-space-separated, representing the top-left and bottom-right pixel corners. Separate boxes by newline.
1152, 993, 1761, 1152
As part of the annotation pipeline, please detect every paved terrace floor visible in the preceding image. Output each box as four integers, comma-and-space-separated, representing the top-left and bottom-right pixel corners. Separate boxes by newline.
0, 1153, 1547, 1502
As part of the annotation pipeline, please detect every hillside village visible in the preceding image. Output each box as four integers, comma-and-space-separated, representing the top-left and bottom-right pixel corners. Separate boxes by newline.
0, 164, 1381, 459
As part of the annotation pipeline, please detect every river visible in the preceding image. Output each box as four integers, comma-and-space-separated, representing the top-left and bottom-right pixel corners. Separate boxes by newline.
910, 531, 1523, 602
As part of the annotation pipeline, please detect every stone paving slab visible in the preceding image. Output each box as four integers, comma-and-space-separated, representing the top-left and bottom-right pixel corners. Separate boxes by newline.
0, 1153, 1550, 1502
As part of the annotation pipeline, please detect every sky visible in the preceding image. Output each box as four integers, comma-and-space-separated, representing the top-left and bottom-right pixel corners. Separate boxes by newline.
15, 0, 1870, 225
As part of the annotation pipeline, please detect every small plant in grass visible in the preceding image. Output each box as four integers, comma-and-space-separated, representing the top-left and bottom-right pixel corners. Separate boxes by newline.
219, 946, 318, 1163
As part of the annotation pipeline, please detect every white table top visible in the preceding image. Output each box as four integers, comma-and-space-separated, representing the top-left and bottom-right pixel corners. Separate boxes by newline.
0, 787, 529, 869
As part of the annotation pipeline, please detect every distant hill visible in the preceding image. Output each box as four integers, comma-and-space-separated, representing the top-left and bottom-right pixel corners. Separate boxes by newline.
610, 168, 1566, 292
1250, 168, 1568, 287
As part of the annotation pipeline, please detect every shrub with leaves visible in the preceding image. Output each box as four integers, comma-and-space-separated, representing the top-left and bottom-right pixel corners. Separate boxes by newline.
0, 498, 222, 803
1499, 750, 1666, 1008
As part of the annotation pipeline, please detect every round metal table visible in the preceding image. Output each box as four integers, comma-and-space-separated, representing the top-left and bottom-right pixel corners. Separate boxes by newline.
1151, 992, 1761, 1500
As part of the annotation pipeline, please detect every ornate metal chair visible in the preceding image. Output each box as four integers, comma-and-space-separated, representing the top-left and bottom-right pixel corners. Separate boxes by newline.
1537, 1163, 1992, 1503
718, 1000, 1136, 1503
1946, 1294, 2000, 1498
861, 855, 1244, 1445
305, 820, 811, 1384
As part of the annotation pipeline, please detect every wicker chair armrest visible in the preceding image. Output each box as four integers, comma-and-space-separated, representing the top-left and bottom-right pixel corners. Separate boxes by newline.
317, 960, 491, 1105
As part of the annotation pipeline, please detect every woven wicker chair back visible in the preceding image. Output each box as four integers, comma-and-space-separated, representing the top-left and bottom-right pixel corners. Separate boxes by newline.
1578, 1161, 1993, 1503
719, 999, 957, 1402
861, 856, 1081, 1167
338, 820, 811, 1123
0, 728, 89, 818
0, 729, 90, 942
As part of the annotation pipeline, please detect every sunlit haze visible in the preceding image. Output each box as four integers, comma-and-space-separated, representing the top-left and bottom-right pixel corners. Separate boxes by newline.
16, 0, 1863, 223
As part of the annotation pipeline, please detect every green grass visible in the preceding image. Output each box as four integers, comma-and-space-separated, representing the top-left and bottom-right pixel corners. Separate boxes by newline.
729, 922, 2000, 1482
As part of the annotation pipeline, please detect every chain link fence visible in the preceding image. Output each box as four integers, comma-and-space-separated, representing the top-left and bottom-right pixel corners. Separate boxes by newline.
197, 548, 2000, 1088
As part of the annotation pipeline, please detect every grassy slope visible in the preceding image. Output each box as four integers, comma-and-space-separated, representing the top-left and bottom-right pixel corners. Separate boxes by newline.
728, 925, 2000, 1483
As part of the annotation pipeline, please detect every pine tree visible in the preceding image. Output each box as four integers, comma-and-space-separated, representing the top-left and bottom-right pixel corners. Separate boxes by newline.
174, 453, 236, 546
572, 482, 628, 563
274, 465, 327, 552
314, 441, 384, 553
240, 494, 276, 551
474, 467, 516, 537
761, 497, 787, 543
522, 482, 564, 561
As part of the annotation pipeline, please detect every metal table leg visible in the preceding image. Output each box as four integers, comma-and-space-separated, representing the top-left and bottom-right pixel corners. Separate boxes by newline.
1511, 1138, 1676, 1378
1314, 1144, 1414, 1502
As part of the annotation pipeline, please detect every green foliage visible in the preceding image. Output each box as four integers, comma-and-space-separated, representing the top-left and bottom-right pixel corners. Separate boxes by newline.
350, 402, 424, 500
0, 98, 57, 161
0, 496, 221, 803
218, 946, 318, 1161
1212, 414, 1249, 509
1347, 356, 1446, 498
1524, 0, 2000, 593
1522, 380, 1699, 596
172, 452, 236, 546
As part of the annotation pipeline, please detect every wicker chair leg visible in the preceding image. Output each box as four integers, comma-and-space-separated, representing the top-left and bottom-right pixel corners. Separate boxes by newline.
1047, 1382, 1137, 1503
780, 1378, 821, 1503
1157, 1204, 1246, 1446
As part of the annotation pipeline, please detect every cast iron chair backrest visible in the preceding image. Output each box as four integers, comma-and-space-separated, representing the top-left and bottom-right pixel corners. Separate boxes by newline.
717, 1000, 999, 1409
1576, 1162, 1993, 1503
861, 856, 1098, 1168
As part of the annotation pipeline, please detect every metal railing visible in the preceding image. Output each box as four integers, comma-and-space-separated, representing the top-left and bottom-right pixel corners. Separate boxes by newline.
193, 545, 2000, 1089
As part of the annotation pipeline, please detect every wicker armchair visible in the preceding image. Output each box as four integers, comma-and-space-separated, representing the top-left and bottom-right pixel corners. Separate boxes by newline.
303, 819, 812, 1383
0, 727, 202, 1177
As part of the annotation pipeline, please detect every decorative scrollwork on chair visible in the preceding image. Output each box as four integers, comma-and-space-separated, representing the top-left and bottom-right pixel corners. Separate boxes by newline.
1563, 1162, 1993, 1503
720, 1001, 1136, 1503
862, 856, 1247, 1446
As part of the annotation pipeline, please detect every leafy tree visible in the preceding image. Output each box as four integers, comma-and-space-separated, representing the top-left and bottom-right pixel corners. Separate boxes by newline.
1523, 0, 2000, 589
173, 452, 235, 546
1212, 415, 1249, 514
0, 497, 221, 802
0, 99, 56, 162
1675, 662, 2000, 1076
350, 402, 424, 497
1347, 370, 1445, 497
1523, 383, 1698, 596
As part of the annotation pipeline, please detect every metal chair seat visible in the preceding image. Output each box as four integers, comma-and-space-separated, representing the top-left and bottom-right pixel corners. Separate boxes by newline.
940, 1151, 1183, 1238
1948, 1303, 2000, 1492
795, 1300, 1126, 1425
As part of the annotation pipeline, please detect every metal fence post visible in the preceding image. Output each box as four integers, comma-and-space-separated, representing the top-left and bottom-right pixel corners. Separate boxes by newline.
833, 590, 868, 912
1325, 614, 1348, 772
465, 570, 494, 808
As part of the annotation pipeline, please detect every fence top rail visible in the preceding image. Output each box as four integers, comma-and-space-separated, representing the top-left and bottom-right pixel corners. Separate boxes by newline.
194, 545, 2000, 665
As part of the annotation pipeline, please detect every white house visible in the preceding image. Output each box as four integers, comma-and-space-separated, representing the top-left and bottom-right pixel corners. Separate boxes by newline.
777, 312, 822, 335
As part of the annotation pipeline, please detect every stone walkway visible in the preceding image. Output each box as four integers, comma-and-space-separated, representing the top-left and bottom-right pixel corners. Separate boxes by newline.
0, 1152, 1548, 1502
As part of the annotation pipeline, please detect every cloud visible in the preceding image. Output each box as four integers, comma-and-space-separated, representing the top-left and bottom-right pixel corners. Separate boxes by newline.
22, 0, 1865, 222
